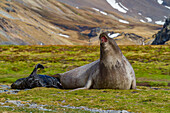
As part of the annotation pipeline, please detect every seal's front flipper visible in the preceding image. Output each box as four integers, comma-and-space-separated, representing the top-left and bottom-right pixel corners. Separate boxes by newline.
29, 64, 44, 77
69, 76, 93, 92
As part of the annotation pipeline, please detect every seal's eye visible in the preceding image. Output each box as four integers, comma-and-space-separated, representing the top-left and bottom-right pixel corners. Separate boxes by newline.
101, 37, 107, 43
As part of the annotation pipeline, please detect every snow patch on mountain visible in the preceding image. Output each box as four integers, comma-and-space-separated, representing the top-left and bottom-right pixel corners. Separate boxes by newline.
157, 0, 170, 10
92, 8, 100, 12
106, 0, 128, 13
100, 11, 107, 15
157, 0, 163, 5
155, 20, 165, 25
118, 19, 129, 24
145, 17, 152, 22
55, 27, 64, 31
156, 0, 170, 9
140, 19, 146, 23
119, 2, 129, 11
92, 8, 107, 15
164, 5, 170, 9
59, 33, 70, 38
108, 33, 120, 38
138, 13, 142, 16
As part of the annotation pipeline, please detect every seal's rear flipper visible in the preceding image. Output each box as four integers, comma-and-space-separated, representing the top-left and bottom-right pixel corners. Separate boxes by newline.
29, 64, 44, 77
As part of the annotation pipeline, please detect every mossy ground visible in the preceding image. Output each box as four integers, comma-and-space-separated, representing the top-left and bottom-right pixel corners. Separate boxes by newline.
0, 45, 169, 112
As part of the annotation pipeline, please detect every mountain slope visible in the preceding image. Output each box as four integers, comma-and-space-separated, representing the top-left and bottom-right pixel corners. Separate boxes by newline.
58, 0, 170, 24
0, 0, 169, 45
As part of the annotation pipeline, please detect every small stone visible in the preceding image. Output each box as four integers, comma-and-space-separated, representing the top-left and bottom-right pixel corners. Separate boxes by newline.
121, 110, 129, 113
61, 100, 65, 103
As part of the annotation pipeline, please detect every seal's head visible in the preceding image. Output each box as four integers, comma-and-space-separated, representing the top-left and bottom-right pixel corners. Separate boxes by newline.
99, 32, 122, 60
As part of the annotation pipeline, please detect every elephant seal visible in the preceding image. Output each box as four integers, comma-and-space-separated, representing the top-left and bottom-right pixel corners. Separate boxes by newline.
11, 64, 62, 89
53, 32, 136, 90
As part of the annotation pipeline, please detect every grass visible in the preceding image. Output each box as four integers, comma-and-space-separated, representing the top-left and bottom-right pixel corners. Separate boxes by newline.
0, 87, 169, 113
0, 45, 169, 112
0, 45, 169, 85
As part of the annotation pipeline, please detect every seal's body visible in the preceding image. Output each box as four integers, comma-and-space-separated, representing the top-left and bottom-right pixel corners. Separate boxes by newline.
55, 32, 136, 90
11, 64, 62, 89
57, 60, 99, 89
93, 33, 136, 89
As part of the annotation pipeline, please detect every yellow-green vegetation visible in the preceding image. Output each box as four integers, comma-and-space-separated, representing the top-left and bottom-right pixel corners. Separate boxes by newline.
0, 45, 169, 112
0, 45, 169, 85
0, 87, 169, 113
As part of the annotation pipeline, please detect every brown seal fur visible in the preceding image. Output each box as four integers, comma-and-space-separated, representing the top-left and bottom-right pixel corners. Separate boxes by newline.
53, 32, 136, 90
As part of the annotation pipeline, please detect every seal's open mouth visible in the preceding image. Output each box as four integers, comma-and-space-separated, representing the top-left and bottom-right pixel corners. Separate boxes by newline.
101, 36, 107, 43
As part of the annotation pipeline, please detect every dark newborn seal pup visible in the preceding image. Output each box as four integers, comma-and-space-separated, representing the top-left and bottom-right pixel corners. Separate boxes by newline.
53, 32, 136, 90
11, 64, 62, 89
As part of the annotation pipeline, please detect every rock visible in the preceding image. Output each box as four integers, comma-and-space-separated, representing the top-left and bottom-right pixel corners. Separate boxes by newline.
151, 17, 170, 45
88, 27, 101, 37
163, 0, 170, 6
124, 33, 144, 45
113, 32, 145, 45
